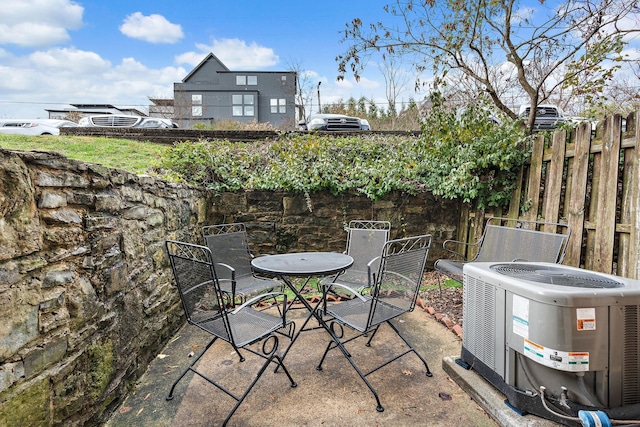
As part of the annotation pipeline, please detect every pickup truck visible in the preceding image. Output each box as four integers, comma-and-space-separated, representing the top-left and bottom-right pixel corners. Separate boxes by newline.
518, 104, 565, 130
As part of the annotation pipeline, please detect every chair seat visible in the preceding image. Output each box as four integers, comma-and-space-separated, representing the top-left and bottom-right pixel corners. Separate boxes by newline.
196, 308, 285, 347
327, 298, 406, 333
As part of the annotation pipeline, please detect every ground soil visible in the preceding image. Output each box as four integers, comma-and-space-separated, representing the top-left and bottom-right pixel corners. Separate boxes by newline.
421, 271, 463, 326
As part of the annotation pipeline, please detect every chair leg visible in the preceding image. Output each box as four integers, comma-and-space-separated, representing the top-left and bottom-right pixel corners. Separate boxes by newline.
364, 325, 381, 347
386, 320, 432, 377
222, 338, 297, 426
166, 336, 219, 400
315, 326, 384, 412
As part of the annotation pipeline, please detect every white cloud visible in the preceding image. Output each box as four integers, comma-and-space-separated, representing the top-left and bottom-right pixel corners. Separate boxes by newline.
174, 51, 208, 67
29, 48, 111, 73
177, 38, 279, 69
0, 0, 84, 47
120, 12, 184, 44
0, 48, 185, 118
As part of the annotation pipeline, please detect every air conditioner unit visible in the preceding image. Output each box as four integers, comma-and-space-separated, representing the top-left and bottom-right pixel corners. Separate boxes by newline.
459, 262, 640, 426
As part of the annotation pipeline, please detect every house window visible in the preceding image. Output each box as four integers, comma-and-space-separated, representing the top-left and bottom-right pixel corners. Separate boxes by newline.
270, 98, 286, 114
236, 75, 246, 85
232, 93, 255, 116
191, 94, 202, 116
247, 75, 257, 85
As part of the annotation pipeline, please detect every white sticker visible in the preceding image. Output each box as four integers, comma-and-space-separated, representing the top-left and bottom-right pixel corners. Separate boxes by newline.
576, 307, 596, 331
524, 339, 589, 372
512, 294, 529, 339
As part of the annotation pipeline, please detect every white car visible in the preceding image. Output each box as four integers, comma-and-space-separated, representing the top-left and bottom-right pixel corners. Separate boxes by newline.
0, 119, 78, 135
79, 114, 177, 128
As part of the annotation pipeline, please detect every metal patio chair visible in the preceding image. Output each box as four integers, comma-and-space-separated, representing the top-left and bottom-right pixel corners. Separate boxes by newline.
202, 223, 281, 305
434, 217, 571, 283
321, 220, 391, 295
317, 234, 433, 412
165, 240, 297, 427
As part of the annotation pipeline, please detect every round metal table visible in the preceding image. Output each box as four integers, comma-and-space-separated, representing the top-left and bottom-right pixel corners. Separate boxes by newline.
251, 252, 353, 278
251, 252, 354, 368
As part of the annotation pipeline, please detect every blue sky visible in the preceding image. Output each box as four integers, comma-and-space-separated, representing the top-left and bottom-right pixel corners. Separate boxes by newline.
0, 0, 398, 119
0, 1, 637, 120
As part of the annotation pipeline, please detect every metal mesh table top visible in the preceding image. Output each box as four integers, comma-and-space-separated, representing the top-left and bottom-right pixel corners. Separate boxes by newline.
251, 252, 353, 277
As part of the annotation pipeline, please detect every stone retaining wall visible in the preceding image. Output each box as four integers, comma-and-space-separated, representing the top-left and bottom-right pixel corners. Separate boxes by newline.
0, 148, 459, 425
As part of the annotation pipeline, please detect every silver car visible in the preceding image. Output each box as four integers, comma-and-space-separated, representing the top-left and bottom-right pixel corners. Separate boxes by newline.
79, 115, 177, 128
0, 119, 78, 135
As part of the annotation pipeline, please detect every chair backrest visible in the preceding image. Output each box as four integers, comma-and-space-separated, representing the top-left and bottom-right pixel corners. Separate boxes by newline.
165, 240, 232, 342
475, 218, 570, 264
370, 234, 432, 319
346, 220, 391, 274
202, 223, 254, 278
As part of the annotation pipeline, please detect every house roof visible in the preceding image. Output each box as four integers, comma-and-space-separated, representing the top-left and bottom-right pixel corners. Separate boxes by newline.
182, 52, 230, 82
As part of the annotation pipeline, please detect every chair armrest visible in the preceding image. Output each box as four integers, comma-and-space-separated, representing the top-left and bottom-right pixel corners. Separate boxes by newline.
322, 282, 367, 302
231, 292, 287, 314
366, 256, 381, 287
215, 262, 236, 281
442, 239, 480, 261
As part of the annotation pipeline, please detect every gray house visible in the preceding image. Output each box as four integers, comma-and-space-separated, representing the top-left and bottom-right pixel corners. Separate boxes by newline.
173, 53, 296, 129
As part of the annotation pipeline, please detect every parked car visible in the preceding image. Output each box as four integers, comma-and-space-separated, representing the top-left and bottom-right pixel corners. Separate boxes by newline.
0, 119, 77, 136
518, 104, 565, 130
79, 115, 178, 128
298, 113, 371, 131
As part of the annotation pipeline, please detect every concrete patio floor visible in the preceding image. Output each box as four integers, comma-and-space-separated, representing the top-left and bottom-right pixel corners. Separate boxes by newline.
105, 306, 559, 427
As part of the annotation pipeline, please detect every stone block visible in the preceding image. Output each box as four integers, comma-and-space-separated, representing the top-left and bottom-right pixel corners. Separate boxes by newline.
67, 191, 95, 206
122, 205, 148, 220
104, 261, 128, 296
36, 170, 88, 188
0, 361, 25, 393
0, 304, 38, 360
40, 207, 82, 225
38, 191, 67, 208
39, 307, 69, 334
120, 185, 143, 202
84, 213, 119, 231
39, 289, 66, 312
43, 270, 74, 289
95, 193, 122, 212
146, 209, 164, 227
23, 338, 68, 378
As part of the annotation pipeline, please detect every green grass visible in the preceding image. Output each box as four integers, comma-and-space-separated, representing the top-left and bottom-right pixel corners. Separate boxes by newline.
421, 277, 462, 292
0, 134, 168, 175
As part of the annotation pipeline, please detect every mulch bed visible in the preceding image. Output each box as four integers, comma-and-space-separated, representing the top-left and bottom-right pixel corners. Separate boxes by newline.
419, 271, 463, 336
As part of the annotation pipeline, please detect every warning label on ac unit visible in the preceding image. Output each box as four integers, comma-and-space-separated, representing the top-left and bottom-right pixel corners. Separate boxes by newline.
512, 294, 529, 339
523, 339, 589, 372
576, 307, 596, 331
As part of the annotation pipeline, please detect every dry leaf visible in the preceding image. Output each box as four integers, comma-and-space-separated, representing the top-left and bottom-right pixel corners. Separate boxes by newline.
402, 369, 413, 376
144, 393, 151, 401
118, 406, 132, 414
136, 407, 144, 416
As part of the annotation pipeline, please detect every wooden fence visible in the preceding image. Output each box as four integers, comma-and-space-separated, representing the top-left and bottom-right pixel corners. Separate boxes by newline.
455, 112, 639, 279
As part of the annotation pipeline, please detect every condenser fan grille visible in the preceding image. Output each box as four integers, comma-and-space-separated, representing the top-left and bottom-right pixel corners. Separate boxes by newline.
490, 263, 624, 288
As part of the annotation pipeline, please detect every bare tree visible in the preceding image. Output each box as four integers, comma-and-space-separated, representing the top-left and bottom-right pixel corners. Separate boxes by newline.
337, 0, 640, 132
284, 57, 315, 121
379, 56, 409, 129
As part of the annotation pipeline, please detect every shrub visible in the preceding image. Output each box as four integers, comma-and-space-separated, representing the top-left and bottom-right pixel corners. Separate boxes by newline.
160, 103, 531, 209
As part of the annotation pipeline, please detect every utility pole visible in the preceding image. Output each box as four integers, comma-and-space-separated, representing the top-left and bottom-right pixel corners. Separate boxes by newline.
317, 82, 322, 113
